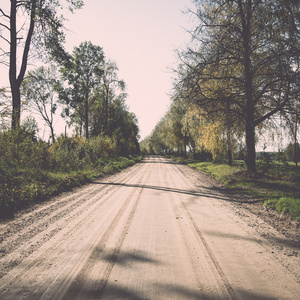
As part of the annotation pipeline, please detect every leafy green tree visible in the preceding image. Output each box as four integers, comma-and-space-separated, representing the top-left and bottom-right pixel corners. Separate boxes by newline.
285, 142, 300, 167
102, 61, 125, 135
140, 135, 154, 154
59, 41, 104, 138
0, 0, 84, 130
110, 99, 140, 156
280, 78, 300, 167
166, 101, 190, 156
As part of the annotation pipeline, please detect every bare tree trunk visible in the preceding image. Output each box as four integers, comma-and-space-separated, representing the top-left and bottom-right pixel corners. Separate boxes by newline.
226, 128, 233, 166
239, 0, 256, 173
10, 0, 19, 129
50, 125, 55, 143
10, 0, 36, 129
85, 98, 89, 139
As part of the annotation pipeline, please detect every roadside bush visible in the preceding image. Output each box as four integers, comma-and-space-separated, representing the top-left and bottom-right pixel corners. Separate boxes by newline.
49, 135, 86, 171
86, 135, 117, 163
0, 128, 50, 170
0, 128, 142, 219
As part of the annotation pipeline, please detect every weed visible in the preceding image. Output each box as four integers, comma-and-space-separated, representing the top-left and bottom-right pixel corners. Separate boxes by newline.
265, 197, 300, 221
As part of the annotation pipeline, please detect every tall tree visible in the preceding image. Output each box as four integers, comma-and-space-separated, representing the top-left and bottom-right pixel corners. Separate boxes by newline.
0, 0, 83, 129
102, 61, 125, 135
175, 0, 299, 172
59, 41, 104, 138
89, 61, 125, 136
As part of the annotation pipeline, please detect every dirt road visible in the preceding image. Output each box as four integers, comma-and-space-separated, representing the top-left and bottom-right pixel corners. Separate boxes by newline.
0, 156, 299, 299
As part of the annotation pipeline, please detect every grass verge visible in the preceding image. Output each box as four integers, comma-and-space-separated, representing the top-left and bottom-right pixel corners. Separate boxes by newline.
0, 155, 142, 220
169, 156, 300, 221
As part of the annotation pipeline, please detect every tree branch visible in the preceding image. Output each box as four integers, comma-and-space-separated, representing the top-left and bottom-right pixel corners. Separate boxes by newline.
0, 8, 10, 19
255, 82, 291, 126
17, 0, 37, 85
0, 22, 10, 31
0, 34, 11, 48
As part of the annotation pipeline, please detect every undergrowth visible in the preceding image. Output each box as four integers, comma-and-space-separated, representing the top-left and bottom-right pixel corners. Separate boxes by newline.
0, 129, 142, 220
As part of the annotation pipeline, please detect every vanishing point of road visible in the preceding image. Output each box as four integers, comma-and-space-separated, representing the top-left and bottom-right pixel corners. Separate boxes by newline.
0, 156, 299, 299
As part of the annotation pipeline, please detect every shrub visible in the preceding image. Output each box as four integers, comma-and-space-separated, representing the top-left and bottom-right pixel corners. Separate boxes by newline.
86, 135, 116, 163
0, 128, 141, 219
49, 135, 86, 171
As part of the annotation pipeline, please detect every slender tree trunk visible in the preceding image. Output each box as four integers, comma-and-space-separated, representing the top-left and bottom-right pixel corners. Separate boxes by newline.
226, 99, 233, 166
85, 95, 89, 139
244, 65, 257, 173
10, 0, 37, 129
50, 125, 55, 143
10, 0, 19, 129
226, 128, 233, 166
104, 85, 109, 134
11, 85, 21, 129
294, 115, 298, 167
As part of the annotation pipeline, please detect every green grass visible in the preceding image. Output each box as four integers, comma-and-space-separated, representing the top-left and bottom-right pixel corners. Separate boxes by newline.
170, 156, 300, 221
265, 197, 300, 221
188, 161, 243, 182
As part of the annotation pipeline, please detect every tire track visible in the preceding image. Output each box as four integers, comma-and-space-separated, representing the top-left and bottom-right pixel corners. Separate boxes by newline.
41, 161, 151, 300
0, 159, 151, 300
1, 162, 142, 244
0, 162, 147, 278
161, 159, 237, 299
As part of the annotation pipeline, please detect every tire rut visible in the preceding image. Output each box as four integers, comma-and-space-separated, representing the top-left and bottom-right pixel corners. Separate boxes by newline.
0, 162, 147, 280
162, 160, 237, 299
42, 163, 151, 300
0, 161, 151, 300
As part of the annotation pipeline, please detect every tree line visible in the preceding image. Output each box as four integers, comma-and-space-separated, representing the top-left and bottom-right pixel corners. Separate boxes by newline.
141, 0, 299, 172
0, 1, 141, 218
0, 1, 139, 157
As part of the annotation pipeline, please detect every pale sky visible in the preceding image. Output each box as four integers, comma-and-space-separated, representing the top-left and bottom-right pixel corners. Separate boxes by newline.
63, 0, 192, 140
0, 0, 193, 140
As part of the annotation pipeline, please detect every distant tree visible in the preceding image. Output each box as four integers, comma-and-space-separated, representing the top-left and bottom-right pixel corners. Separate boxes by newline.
102, 61, 125, 135
148, 118, 168, 155
109, 98, 140, 156
285, 142, 300, 167
0, 0, 83, 129
167, 101, 190, 156
22, 66, 58, 143
21, 116, 39, 142
59, 41, 104, 138
281, 77, 300, 166
90, 61, 125, 136
140, 135, 152, 155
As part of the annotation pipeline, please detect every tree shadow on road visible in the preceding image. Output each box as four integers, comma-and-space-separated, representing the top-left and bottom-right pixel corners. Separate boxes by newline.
93, 181, 249, 203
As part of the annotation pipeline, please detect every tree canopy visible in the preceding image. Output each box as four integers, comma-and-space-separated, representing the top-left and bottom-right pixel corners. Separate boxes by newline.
142, 0, 299, 172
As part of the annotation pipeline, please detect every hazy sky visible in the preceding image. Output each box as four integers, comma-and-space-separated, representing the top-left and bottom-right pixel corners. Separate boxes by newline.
64, 0, 193, 139
1, 0, 193, 140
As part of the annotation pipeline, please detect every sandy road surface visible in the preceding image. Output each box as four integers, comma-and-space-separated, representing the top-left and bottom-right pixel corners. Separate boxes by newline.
0, 156, 299, 299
